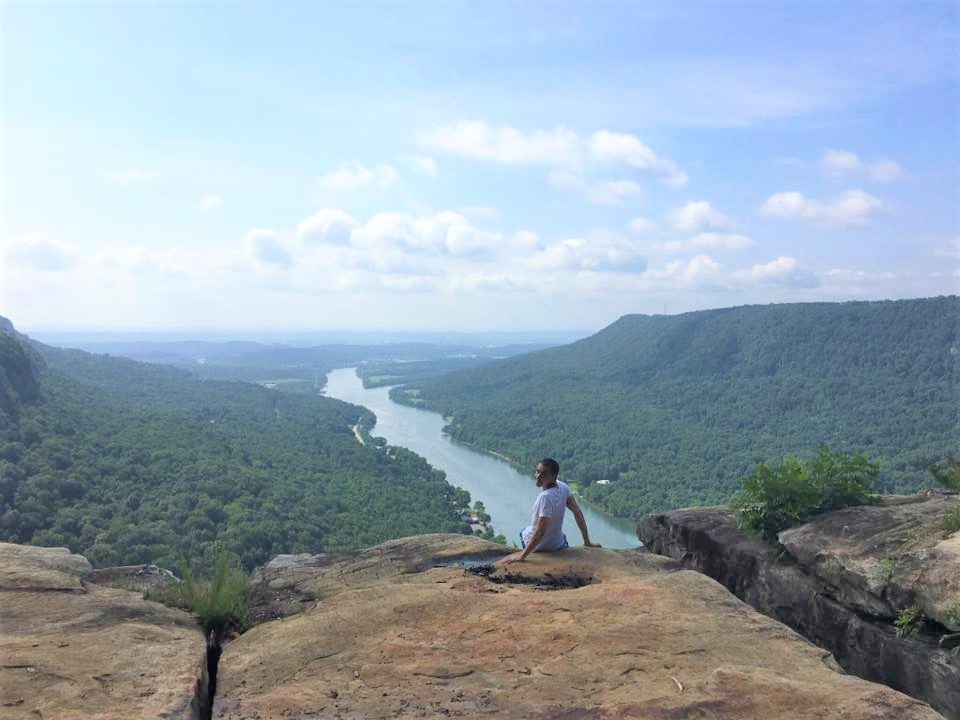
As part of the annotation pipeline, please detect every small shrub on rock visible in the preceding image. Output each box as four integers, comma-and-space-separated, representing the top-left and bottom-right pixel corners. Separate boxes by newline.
929, 456, 960, 491
176, 548, 250, 640
894, 606, 925, 639
731, 448, 879, 544
944, 504, 960, 534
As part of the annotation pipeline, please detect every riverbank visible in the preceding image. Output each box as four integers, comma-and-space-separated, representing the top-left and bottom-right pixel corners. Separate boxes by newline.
323, 368, 641, 548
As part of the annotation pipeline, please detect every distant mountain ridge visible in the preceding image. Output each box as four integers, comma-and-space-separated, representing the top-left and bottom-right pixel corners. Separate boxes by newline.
398, 297, 960, 518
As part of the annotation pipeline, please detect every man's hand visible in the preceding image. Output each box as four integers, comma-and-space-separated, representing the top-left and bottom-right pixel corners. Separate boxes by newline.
497, 552, 524, 565
584, 541, 602, 548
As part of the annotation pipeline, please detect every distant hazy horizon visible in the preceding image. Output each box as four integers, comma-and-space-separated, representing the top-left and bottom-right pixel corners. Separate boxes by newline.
3, 2, 957, 331
14, 293, 956, 346
26, 327, 592, 348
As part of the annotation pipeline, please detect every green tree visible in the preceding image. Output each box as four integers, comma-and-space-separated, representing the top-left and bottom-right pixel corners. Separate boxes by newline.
731, 449, 878, 543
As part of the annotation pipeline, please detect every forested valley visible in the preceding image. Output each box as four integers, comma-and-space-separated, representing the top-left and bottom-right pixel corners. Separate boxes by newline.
0, 318, 474, 570
393, 297, 959, 519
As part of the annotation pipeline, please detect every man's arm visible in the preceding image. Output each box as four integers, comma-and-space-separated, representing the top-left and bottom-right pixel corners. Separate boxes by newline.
566, 495, 602, 548
501, 516, 548, 564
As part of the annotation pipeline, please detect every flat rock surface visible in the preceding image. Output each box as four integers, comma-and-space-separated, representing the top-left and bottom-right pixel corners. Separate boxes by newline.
247, 534, 509, 625
778, 493, 960, 628
0, 542, 206, 720
216, 534, 942, 719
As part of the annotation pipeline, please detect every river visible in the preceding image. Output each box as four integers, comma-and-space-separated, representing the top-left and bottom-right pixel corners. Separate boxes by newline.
323, 368, 641, 549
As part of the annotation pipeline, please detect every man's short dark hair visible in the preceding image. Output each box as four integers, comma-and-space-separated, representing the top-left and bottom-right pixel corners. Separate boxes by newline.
540, 458, 560, 477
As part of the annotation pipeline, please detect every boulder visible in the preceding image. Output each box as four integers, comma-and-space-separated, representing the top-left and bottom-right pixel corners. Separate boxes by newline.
639, 501, 960, 719
215, 534, 941, 719
0, 542, 207, 720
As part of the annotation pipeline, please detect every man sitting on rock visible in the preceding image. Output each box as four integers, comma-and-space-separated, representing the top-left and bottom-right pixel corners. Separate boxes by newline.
500, 458, 601, 564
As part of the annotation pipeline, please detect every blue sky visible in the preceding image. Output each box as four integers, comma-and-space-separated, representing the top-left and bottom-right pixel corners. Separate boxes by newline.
3, 1, 958, 332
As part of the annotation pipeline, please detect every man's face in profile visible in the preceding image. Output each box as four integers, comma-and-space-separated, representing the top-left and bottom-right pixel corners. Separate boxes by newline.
535, 462, 553, 488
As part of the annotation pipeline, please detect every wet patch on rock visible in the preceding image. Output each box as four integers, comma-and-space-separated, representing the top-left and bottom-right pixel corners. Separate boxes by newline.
467, 563, 595, 590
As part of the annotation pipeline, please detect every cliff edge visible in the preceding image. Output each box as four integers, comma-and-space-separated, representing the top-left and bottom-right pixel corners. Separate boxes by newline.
639, 493, 960, 719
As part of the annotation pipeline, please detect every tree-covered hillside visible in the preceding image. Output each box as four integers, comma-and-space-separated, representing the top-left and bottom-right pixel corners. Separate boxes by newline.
0, 320, 472, 570
395, 297, 959, 518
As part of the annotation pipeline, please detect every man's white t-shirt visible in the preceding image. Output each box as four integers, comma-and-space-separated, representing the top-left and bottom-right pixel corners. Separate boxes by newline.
521, 480, 571, 551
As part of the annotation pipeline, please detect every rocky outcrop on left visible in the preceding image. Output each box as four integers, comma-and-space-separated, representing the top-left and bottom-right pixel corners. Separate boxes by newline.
0, 318, 42, 420
0, 542, 207, 720
639, 493, 960, 719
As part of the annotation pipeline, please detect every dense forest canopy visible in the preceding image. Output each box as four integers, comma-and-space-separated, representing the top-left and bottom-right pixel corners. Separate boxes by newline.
0, 321, 474, 570
394, 297, 960, 519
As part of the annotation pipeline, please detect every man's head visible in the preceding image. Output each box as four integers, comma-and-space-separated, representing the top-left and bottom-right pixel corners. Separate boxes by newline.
535, 458, 560, 488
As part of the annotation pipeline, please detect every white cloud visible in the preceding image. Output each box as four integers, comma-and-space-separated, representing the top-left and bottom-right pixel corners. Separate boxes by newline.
527, 230, 646, 272
548, 170, 584, 191
400, 155, 439, 177
320, 163, 398, 192
640, 254, 817, 291
589, 131, 689, 187
459, 205, 500, 217
775, 157, 808, 168
645, 255, 727, 290
589, 130, 658, 169
349, 211, 501, 257
458, 272, 527, 292
689, 233, 753, 252
734, 256, 818, 287
459, 206, 500, 218
820, 149, 861, 175
512, 230, 542, 250
379, 275, 438, 293
587, 179, 643, 205
760, 189, 884, 227
647, 232, 753, 254
549, 171, 643, 205
421, 121, 686, 187
867, 159, 905, 182
420, 121, 582, 165
197, 194, 223, 211
297, 209, 358, 244
245, 228, 292, 267
98, 167, 159, 185
628, 217, 659, 234
820, 149, 905, 182
934, 237, 960, 260
668, 201, 732, 232
2, 232, 77, 271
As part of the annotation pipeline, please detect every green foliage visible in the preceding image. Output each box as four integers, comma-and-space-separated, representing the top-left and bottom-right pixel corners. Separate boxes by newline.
731, 449, 879, 543
946, 602, 960, 627
894, 606, 925, 639
945, 604, 960, 656
402, 297, 958, 519
0, 336, 474, 571
944, 504, 960, 534
929, 456, 960, 491
176, 549, 250, 638
870, 558, 896, 586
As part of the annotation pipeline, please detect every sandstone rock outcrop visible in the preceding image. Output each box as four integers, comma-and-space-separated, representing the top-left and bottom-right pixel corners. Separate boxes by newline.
216, 533, 942, 719
0, 543, 207, 720
639, 495, 960, 719
778, 492, 960, 631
